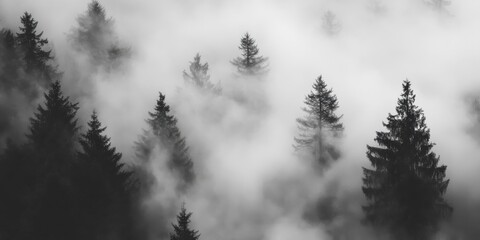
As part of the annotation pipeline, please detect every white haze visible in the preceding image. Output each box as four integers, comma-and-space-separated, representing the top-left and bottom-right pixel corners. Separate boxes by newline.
1, 0, 480, 239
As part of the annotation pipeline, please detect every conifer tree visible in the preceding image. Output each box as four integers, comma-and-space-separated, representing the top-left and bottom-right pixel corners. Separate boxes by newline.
294, 76, 343, 166
231, 32, 268, 76
135, 92, 194, 190
27, 80, 80, 240
70, 0, 128, 68
170, 204, 200, 240
79, 111, 131, 193
362, 80, 452, 240
183, 53, 220, 93
77, 111, 133, 239
16, 12, 56, 84
28, 81, 79, 161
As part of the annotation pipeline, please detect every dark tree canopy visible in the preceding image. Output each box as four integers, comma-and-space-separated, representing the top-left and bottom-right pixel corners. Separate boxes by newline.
362, 80, 452, 240
294, 76, 343, 167
16, 12, 56, 83
76, 111, 134, 240
70, 0, 129, 69
0, 29, 21, 87
0, 14, 58, 149
231, 32, 268, 76
135, 92, 194, 191
28, 81, 79, 160
170, 204, 200, 240
183, 53, 220, 93
79, 111, 131, 189
27, 81, 80, 240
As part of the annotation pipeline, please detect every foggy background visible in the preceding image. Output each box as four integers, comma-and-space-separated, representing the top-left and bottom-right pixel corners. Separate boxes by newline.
1, 0, 480, 239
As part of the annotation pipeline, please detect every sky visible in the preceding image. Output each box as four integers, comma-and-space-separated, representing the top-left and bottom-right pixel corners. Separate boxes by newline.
1, 0, 480, 239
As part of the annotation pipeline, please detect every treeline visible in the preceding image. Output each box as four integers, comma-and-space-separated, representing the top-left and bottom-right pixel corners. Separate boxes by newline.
0, 1, 453, 240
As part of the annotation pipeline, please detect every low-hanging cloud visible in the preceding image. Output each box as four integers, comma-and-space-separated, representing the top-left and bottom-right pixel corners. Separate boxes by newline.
1, 0, 480, 239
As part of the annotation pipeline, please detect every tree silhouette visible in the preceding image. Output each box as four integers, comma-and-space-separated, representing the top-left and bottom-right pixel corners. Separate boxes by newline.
16, 12, 57, 84
294, 76, 343, 167
70, 0, 129, 69
27, 81, 80, 240
76, 111, 133, 239
231, 32, 268, 76
183, 53, 220, 93
362, 80, 452, 240
135, 92, 194, 191
170, 204, 200, 240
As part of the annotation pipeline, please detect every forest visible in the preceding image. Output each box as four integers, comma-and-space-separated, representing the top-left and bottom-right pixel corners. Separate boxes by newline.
0, 0, 479, 240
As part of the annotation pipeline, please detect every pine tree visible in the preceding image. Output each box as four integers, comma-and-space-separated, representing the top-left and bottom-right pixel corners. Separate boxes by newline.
362, 80, 452, 240
28, 81, 79, 161
183, 53, 220, 93
76, 111, 133, 239
70, 0, 128, 68
135, 92, 194, 190
231, 32, 268, 76
170, 204, 200, 240
27, 81, 80, 240
294, 76, 343, 167
16, 12, 56, 84
79, 111, 131, 194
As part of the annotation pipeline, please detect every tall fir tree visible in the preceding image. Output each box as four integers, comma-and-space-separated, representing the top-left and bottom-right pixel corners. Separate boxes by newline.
231, 32, 268, 76
70, 0, 128, 69
183, 53, 220, 93
362, 80, 452, 240
16, 12, 57, 85
76, 111, 133, 240
294, 76, 343, 167
135, 92, 194, 191
28, 81, 79, 162
27, 80, 80, 240
170, 204, 200, 240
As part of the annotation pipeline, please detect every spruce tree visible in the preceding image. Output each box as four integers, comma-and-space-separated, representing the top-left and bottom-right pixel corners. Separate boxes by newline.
231, 32, 268, 76
70, 0, 128, 68
362, 80, 452, 240
27, 80, 80, 240
77, 111, 133, 239
170, 204, 200, 240
135, 92, 194, 190
16, 12, 56, 84
294, 76, 343, 167
79, 111, 131, 194
28, 81, 79, 161
183, 53, 220, 93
